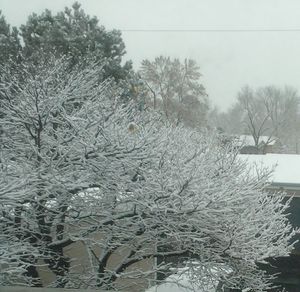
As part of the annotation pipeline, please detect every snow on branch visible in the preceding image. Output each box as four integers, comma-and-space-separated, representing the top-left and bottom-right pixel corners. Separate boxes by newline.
0, 55, 296, 291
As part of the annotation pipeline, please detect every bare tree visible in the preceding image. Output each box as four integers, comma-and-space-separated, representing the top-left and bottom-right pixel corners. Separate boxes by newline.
140, 56, 208, 128
220, 85, 300, 153
0, 57, 296, 291
209, 85, 300, 153
238, 86, 273, 148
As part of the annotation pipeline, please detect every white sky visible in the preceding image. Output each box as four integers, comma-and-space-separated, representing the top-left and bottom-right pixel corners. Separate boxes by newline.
2, 0, 300, 110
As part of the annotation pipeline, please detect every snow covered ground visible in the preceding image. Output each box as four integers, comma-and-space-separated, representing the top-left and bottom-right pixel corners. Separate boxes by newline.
145, 267, 218, 292
146, 273, 206, 292
146, 277, 194, 292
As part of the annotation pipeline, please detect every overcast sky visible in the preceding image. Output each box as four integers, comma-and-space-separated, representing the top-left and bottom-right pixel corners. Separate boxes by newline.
2, 0, 300, 110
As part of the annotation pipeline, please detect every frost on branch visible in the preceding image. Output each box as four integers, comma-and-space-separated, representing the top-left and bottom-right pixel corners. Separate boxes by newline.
0, 56, 296, 291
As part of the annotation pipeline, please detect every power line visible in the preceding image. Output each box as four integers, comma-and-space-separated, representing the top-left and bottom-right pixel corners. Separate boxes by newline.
120, 28, 300, 32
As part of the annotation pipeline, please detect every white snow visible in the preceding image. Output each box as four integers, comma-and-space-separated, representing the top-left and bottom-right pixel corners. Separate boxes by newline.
146, 275, 194, 292
145, 273, 213, 292
239, 154, 300, 184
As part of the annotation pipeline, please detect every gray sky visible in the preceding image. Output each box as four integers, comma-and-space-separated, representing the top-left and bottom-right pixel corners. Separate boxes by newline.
2, 0, 300, 110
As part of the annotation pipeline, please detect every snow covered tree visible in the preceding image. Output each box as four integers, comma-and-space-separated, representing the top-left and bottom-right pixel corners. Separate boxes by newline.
0, 3, 135, 150
140, 56, 208, 128
0, 56, 296, 291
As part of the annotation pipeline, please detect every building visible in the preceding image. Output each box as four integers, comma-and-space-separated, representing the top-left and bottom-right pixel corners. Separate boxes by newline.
235, 135, 280, 154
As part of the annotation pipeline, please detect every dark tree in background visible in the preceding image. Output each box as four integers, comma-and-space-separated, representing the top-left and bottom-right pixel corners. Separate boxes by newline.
0, 2, 132, 82
0, 11, 22, 144
20, 2, 132, 81
0, 11, 21, 65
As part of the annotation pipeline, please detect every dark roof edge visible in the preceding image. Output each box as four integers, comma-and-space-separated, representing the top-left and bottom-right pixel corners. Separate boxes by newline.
269, 182, 300, 190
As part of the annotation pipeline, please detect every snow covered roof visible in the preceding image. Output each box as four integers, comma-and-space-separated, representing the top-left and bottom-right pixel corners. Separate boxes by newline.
235, 135, 277, 147
239, 154, 300, 186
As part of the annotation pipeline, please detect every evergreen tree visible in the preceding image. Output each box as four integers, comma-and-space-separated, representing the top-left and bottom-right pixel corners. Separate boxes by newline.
0, 11, 21, 65
0, 2, 131, 82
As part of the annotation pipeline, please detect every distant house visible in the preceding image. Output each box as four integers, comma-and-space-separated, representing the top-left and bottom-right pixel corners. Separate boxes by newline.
240, 154, 300, 291
235, 135, 280, 154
